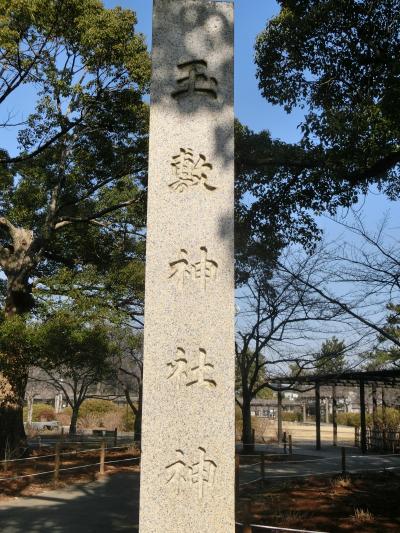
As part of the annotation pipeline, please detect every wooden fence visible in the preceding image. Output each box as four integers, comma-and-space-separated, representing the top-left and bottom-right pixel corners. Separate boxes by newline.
355, 427, 400, 452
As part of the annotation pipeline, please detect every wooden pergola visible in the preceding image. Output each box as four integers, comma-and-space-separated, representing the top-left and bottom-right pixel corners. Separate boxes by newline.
269, 369, 400, 454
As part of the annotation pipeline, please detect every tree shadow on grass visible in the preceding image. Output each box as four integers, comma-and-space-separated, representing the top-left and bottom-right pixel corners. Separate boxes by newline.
0, 473, 139, 533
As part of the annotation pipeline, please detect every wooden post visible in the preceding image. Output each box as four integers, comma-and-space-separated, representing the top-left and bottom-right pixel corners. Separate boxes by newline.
277, 390, 283, 443
260, 452, 265, 488
243, 500, 252, 533
325, 398, 330, 424
372, 385, 378, 427
302, 402, 307, 422
114, 427, 118, 448
315, 382, 321, 451
382, 388, 387, 450
99, 439, 106, 476
359, 378, 367, 454
61, 426, 65, 442
54, 443, 61, 486
341, 447, 346, 475
332, 385, 338, 447
289, 434, 293, 455
283, 431, 287, 454
235, 453, 240, 500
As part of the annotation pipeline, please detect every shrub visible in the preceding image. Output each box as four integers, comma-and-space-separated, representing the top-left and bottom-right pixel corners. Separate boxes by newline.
235, 404, 243, 439
121, 408, 135, 432
78, 399, 118, 418
335, 412, 361, 427
368, 407, 400, 430
335, 408, 400, 430
24, 403, 55, 422
282, 411, 302, 422
56, 412, 71, 427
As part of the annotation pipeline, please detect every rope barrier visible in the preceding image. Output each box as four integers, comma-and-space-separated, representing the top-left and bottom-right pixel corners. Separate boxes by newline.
239, 465, 400, 485
0, 456, 140, 482
0, 443, 137, 464
235, 521, 328, 533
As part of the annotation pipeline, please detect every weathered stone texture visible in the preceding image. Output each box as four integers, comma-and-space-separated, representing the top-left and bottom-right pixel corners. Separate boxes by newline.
139, 1, 234, 531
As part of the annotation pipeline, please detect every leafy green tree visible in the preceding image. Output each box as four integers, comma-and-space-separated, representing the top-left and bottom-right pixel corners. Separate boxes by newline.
37, 310, 116, 435
314, 337, 347, 375
0, 0, 149, 454
0, 316, 38, 455
237, 1, 400, 247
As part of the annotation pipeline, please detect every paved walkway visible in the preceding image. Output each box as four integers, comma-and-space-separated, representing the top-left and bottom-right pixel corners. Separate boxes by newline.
239, 445, 400, 486
0, 473, 140, 533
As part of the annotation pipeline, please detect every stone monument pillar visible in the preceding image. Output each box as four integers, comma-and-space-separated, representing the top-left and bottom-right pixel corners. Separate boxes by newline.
139, 1, 235, 531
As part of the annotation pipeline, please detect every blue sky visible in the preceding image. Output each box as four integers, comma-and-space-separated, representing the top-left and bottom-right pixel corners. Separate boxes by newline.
108, 0, 304, 143
1, 0, 399, 236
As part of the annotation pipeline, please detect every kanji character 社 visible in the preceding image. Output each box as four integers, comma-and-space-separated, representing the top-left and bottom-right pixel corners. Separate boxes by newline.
167, 348, 188, 390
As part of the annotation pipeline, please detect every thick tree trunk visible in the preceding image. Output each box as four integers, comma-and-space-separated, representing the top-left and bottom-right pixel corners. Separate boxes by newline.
0, 372, 28, 459
69, 406, 80, 435
5, 275, 34, 317
0, 224, 37, 456
0, 406, 27, 459
241, 396, 254, 454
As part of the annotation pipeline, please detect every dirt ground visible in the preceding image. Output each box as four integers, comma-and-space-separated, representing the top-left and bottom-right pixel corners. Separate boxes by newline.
238, 471, 400, 532
0, 446, 140, 501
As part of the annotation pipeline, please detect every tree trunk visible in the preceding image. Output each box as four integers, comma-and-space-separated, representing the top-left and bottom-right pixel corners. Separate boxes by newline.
5, 274, 34, 317
0, 225, 36, 457
133, 384, 143, 445
241, 395, 254, 453
0, 372, 28, 459
124, 386, 142, 445
0, 405, 27, 459
69, 406, 80, 435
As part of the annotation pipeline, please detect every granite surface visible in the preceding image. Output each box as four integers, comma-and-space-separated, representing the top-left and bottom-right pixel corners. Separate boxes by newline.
139, 1, 235, 531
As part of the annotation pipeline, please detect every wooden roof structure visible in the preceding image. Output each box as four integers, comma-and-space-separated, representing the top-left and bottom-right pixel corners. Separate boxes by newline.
269, 369, 400, 388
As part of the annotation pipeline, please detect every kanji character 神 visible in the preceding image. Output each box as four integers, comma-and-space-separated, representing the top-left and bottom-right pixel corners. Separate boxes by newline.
190, 447, 217, 499
166, 450, 187, 495
169, 249, 191, 287
192, 246, 218, 290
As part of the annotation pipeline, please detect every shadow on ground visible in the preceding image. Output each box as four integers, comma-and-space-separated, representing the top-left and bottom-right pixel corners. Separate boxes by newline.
0, 473, 139, 533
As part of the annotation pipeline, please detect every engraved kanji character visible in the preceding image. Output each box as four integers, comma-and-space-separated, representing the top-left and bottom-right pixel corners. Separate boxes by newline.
190, 447, 217, 499
166, 450, 187, 495
172, 60, 218, 100
192, 246, 218, 290
169, 148, 216, 193
169, 249, 191, 287
187, 348, 216, 389
167, 348, 188, 391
